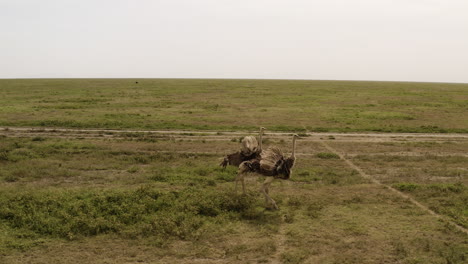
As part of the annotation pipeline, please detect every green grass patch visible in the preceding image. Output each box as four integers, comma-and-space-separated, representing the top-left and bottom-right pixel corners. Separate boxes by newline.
0, 186, 257, 246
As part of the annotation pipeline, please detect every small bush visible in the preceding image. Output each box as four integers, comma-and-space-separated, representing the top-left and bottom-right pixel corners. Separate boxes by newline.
428, 183, 465, 193
287, 197, 302, 207
133, 155, 150, 164
4, 149, 38, 162
206, 179, 216, 186
316, 152, 340, 159
151, 153, 175, 162
281, 250, 309, 264
0, 151, 9, 161
393, 183, 420, 192
3, 174, 19, 183
127, 166, 139, 173
215, 167, 236, 182
283, 210, 295, 223
149, 212, 204, 240
306, 203, 324, 219
194, 168, 209, 176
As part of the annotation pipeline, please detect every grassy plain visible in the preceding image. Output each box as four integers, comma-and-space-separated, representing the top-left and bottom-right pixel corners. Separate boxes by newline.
0, 79, 467, 263
0, 134, 467, 263
0, 78, 467, 133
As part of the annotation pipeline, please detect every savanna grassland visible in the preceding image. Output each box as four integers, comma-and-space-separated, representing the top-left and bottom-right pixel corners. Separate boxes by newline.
0, 79, 467, 133
0, 79, 467, 263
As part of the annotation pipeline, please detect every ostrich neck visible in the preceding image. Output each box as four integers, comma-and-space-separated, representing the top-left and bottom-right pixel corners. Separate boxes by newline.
259, 130, 263, 151
291, 137, 297, 159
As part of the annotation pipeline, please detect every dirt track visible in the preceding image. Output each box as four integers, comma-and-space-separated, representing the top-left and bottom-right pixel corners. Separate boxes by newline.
2, 126, 468, 143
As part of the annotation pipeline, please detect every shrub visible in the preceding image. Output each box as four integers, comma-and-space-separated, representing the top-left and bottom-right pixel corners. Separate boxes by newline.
133, 155, 150, 164
428, 183, 465, 193
393, 183, 420, 192
3, 174, 19, 183
316, 152, 340, 159
281, 250, 309, 264
0, 151, 8, 161
0, 186, 257, 241
194, 168, 209, 176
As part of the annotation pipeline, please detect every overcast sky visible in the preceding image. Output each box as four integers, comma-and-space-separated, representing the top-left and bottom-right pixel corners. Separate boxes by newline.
1, 0, 468, 83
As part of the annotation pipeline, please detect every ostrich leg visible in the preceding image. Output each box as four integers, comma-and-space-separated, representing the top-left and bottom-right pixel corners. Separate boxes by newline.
235, 173, 246, 194
235, 162, 249, 194
261, 177, 278, 209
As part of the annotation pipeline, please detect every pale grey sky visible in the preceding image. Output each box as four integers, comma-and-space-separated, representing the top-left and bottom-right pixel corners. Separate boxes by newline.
1, 0, 468, 82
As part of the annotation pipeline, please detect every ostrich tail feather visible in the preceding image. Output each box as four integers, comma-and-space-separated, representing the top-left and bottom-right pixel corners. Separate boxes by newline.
220, 157, 229, 168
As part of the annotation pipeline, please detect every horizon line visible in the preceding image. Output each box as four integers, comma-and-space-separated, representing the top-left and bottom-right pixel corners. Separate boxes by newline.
1, 77, 467, 85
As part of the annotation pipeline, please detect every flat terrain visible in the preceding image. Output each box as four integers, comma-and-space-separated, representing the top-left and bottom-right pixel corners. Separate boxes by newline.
1, 79, 467, 133
0, 79, 467, 263
0, 128, 467, 263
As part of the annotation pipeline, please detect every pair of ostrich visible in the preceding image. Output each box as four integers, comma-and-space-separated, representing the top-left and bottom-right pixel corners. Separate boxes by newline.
221, 127, 299, 210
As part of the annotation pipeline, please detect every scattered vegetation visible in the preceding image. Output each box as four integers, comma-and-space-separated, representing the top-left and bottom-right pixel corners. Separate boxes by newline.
0, 79, 467, 262
1, 79, 467, 133
316, 152, 340, 159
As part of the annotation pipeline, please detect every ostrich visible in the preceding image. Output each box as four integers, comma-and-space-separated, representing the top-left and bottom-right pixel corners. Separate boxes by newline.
235, 134, 299, 210
220, 127, 266, 168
